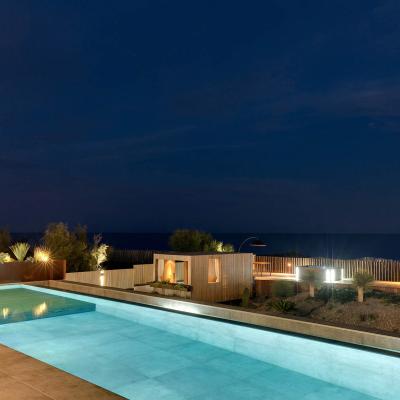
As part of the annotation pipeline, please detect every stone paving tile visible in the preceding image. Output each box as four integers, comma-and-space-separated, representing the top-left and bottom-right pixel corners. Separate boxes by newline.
0, 344, 124, 400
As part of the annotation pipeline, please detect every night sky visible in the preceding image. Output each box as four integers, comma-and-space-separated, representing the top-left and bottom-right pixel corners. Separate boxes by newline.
1, 1, 400, 233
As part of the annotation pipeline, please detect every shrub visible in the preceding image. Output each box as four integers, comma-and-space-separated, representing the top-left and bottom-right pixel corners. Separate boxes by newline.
241, 287, 250, 307
316, 286, 356, 304
91, 234, 109, 270
353, 271, 374, 289
365, 290, 400, 304
333, 287, 356, 304
382, 293, 400, 305
271, 299, 295, 313
315, 285, 334, 303
43, 223, 92, 272
9, 242, 30, 262
150, 281, 192, 292
169, 229, 213, 252
173, 283, 192, 291
0, 252, 12, 263
353, 271, 374, 303
365, 290, 386, 299
169, 229, 234, 252
43, 223, 73, 260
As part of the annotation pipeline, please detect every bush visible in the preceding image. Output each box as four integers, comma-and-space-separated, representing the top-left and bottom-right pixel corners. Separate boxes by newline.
169, 229, 234, 252
0, 252, 12, 263
43, 223, 92, 272
333, 287, 357, 303
150, 281, 192, 292
271, 299, 295, 313
315, 285, 334, 303
316, 286, 356, 304
9, 242, 30, 262
271, 280, 295, 298
169, 229, 213, 252
353, 271, 374, 289
365, 290, 386, 299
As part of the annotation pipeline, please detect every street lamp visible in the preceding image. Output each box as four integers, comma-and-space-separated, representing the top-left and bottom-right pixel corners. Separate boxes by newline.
238, 236, 267, 252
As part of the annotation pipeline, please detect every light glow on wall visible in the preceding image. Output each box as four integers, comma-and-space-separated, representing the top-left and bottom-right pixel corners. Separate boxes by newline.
99, 269, 105, 286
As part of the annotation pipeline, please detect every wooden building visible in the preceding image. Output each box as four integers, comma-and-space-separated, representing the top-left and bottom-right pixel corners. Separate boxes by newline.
153, 252, 253, 302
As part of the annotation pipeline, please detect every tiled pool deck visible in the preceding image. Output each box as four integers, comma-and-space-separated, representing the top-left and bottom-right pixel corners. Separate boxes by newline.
0, 344, 123, 399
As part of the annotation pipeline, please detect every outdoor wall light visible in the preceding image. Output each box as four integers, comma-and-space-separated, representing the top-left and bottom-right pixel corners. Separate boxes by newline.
34, 247, 52, 266
99, 269, 105, 286
324, 268, 344, 283
325, 269, 335, 283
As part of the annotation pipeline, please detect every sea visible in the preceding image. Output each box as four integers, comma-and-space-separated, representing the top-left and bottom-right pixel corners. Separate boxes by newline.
12, 233, 400, 261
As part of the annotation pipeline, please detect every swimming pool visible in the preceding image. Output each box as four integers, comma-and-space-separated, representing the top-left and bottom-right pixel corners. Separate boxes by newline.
0, 284, 398, 400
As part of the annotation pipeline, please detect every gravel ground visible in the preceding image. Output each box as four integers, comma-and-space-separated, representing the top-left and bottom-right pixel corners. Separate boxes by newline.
252, 293, 400, 334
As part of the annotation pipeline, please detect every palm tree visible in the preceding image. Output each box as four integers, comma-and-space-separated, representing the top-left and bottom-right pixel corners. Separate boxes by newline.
353, 271, 374, 303
302, 269, 322, 298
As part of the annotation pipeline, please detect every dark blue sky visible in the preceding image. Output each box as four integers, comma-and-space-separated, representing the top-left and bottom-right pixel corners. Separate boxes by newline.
1, 1, 400, 233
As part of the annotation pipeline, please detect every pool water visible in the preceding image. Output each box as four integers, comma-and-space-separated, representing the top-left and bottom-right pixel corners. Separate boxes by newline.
0, 286, 396, 400
0, 288, 95, 324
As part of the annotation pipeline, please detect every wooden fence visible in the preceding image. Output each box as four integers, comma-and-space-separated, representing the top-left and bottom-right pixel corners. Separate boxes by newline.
133, 264, 155, 285
254, 256, 400, 282
65, 264, 155, 289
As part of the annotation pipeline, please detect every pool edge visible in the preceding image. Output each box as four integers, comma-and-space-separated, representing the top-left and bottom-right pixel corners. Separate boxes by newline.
28, 280, 400, 356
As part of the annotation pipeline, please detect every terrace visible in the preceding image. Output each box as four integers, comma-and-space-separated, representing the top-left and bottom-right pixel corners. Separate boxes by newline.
1, 245, 400, 399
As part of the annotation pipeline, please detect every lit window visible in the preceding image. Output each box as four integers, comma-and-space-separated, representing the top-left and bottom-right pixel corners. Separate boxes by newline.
208, 257, 221, 283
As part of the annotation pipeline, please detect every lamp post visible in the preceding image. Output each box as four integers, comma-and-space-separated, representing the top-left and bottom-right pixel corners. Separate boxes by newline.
238, 236, 267, 252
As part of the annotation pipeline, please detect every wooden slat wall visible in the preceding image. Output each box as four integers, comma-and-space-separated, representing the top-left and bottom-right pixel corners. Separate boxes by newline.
254, 256, 400, 282
190, 253, 253, 302
66, 269, 134, 289
133, 264, 155, 285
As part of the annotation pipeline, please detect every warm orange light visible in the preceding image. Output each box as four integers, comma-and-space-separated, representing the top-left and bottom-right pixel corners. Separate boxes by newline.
34, 247, 53, 266
164, 260, 175, 282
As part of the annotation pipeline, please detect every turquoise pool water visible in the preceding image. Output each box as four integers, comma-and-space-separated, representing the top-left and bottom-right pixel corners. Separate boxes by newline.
0, 288, 95, 324
0, 285, 397, 400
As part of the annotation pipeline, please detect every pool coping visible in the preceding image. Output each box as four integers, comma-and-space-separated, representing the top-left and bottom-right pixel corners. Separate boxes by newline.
35, 280, 400, 355
0, 344, 124, 400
